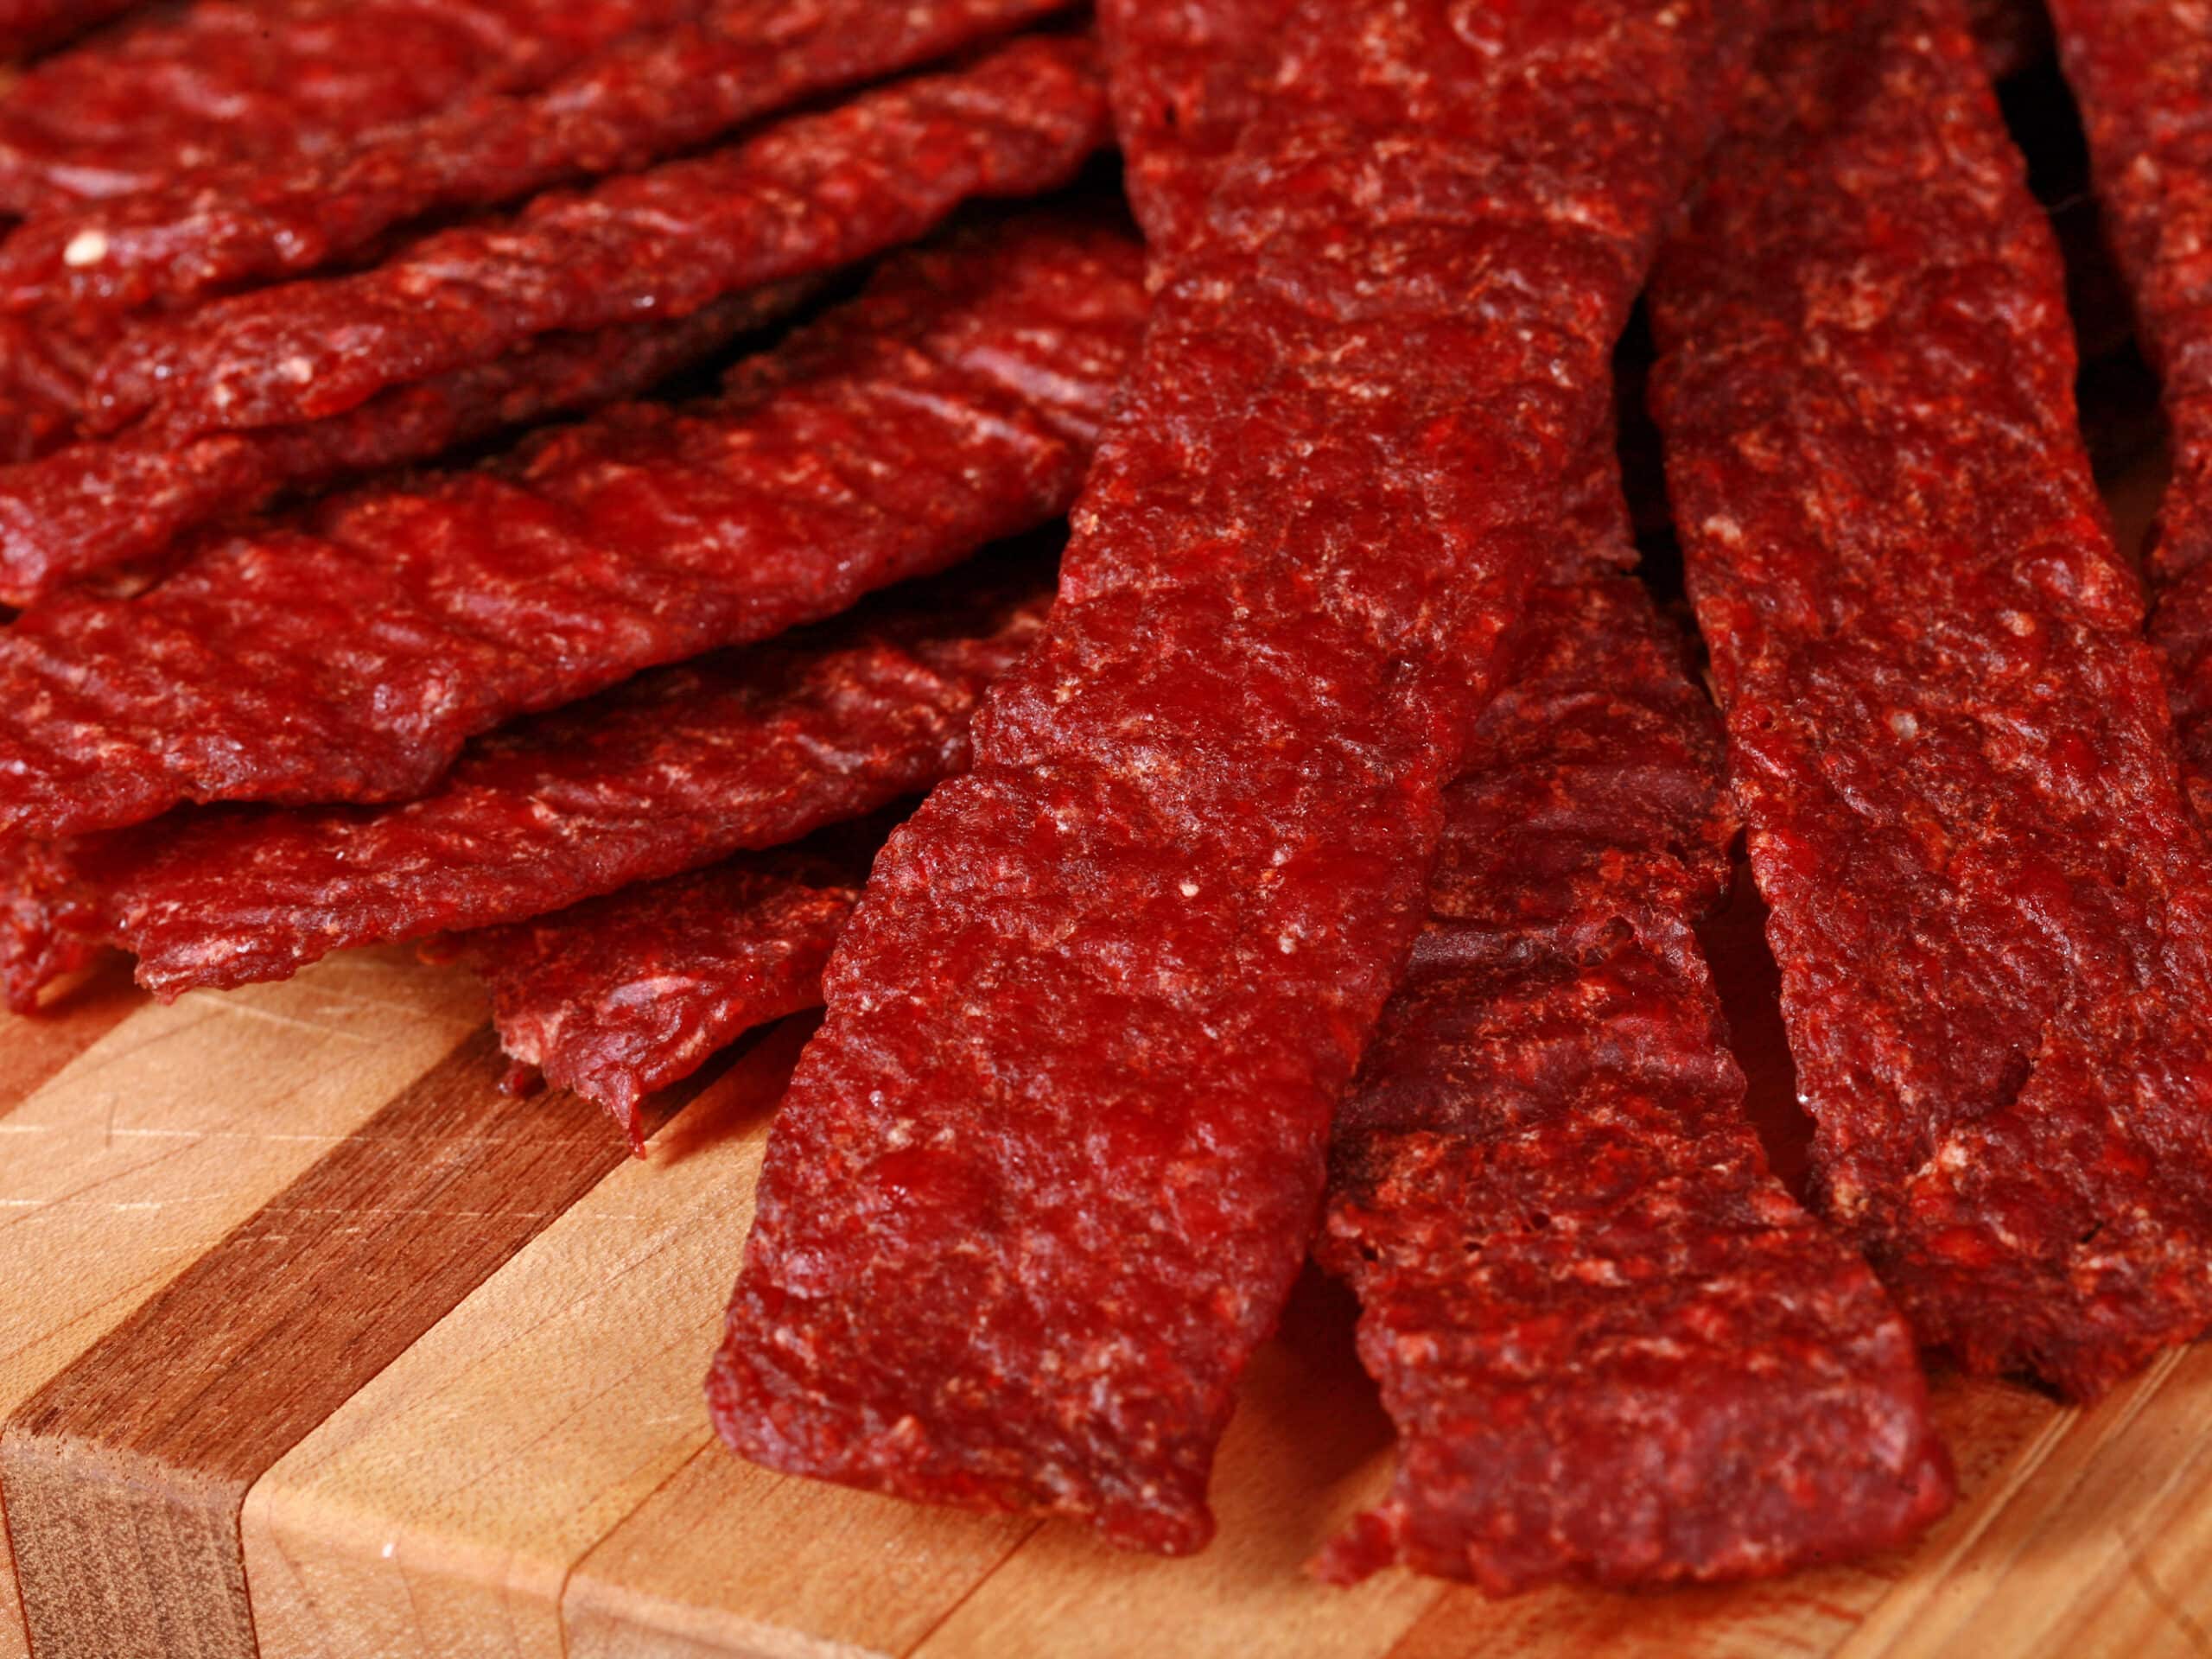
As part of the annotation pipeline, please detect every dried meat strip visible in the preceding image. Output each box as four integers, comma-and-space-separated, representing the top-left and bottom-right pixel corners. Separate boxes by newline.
709, 0, 1769, 1555
0, 209, 1146, 842
89, 33, 1109, 441
0, 559, 1049, 1005
0, 286, 806, 605
0, 0, 714, 211
2047, 0, 2212, 816
1649, 0, 2212, 1401
1313, 493, 1951, 1590
0, 0, 1072, 319
458, 842, 868, 1149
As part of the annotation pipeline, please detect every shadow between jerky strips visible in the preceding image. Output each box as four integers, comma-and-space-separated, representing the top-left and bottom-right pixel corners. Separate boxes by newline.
2044, 0, 2212, 821
80, 29, 1103, 442
1648, 0, 2212, 1402
0, 207, 1133, 844
0, 0, 1074, 317
1105, 0, 1950, 1588
710, 0, 1771, 1557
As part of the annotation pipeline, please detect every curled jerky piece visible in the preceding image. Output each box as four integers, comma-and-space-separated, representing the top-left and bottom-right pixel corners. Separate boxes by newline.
1650, 0, 2212, 1401
90, 32, 1109, 439
0, 558, 1049, 1005
711, 0, 1767, 1557
0, 287, 805, 604
2048, 0, 2212, 815
1313, 543, 1951, 1591
0, 209, 1145, 842
0, 0, 706, 211
460, 842, 868, 1149
0, 0, 1070, 317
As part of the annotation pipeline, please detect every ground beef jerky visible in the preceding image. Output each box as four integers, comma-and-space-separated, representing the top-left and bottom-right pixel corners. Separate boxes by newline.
2047, 0, 2212, 816
0, 0, 1071, 319
0, 210, 1145, 842
0, 288, 805, 604
87, 33, 1108, 441
459, 839, 869, 1148
1649, 0, 2212, 1402
1313, 524, 1951, 1591
1, 559, 1049, 1005
1097, 0, 1290, 256
0, 0, 707, 212
711, 0, 1769, 1556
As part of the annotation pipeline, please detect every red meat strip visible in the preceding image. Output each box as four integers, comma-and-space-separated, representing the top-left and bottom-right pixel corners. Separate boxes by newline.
458, 841, 868, 1150
0, 0, 710, 212
0, 0, 1072, 318
0, 287, 806, 604
0, 0, 139, 61
1649, 0, 2212, 1402
0, 558, 1049, 1005
0, 310, 113, 463
88, 32, 1109, 440
709, 0, 1769, 1557
0, 208, 1146, 842
2047, 0, 2212, 817
1312, 484, 1952, 1591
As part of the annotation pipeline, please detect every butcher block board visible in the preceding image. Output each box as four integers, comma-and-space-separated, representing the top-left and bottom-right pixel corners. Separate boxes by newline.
0, 213, 2203, 1659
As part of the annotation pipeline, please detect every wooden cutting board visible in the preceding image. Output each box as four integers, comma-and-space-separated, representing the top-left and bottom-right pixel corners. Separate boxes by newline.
4, 827, 2212, 1657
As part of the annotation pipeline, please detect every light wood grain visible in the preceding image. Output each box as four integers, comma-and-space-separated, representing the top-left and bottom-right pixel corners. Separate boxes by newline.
0, 951, 483, 1659
241, 1020, 811, 1659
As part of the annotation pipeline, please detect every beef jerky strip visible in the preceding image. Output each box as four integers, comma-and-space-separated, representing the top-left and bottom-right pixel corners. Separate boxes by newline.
1649, 0, 2212, 1402
0, 0, 715, 211
1105, 0, 1942, 1587
710, 0, 1770, 1556
89, 32, 1107, 441
1312, 477, 1952, 1591
457, 836, 873, 1149
1, 0, 1072, 319
0, 287, 807, 605
0, 0, 140, 61
2046, 0, 2212, 817
1, 558, 1051, 1005
0, 208, 1146, 842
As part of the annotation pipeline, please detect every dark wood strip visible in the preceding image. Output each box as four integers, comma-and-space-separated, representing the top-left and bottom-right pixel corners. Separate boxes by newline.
1, 1024, 717, 1659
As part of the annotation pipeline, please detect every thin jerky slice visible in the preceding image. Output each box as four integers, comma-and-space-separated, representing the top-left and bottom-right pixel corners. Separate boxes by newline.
711, 0, 1768, 1557
1313, 549, 1951, 1591
0, 0, 1071, 318
1649, 0, 2212, 1402
0, 208, 1145, 841
460, 842, 868, 1149
0, 0, 713, 211
91, 32, 1108, 440
0, 286, 806, 604
1, 558, 1050, 1004
2047, 0, 2212, 816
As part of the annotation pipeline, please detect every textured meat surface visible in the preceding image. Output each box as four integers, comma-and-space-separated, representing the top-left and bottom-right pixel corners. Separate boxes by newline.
711, 0, 1769, 1557
461, 845, 865, 1147
0, 210, 1146, 840
0, 289, 803, 603
1649, 0, 2212, 1401
1314, 532, 1952, 1592
0, 0, 708, 211
0, 0, 1071, 316
0, 560, 1050, 1004
0, 0, 139, 60
2048, 0, 2212, 817
89, 33, 1109, 439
